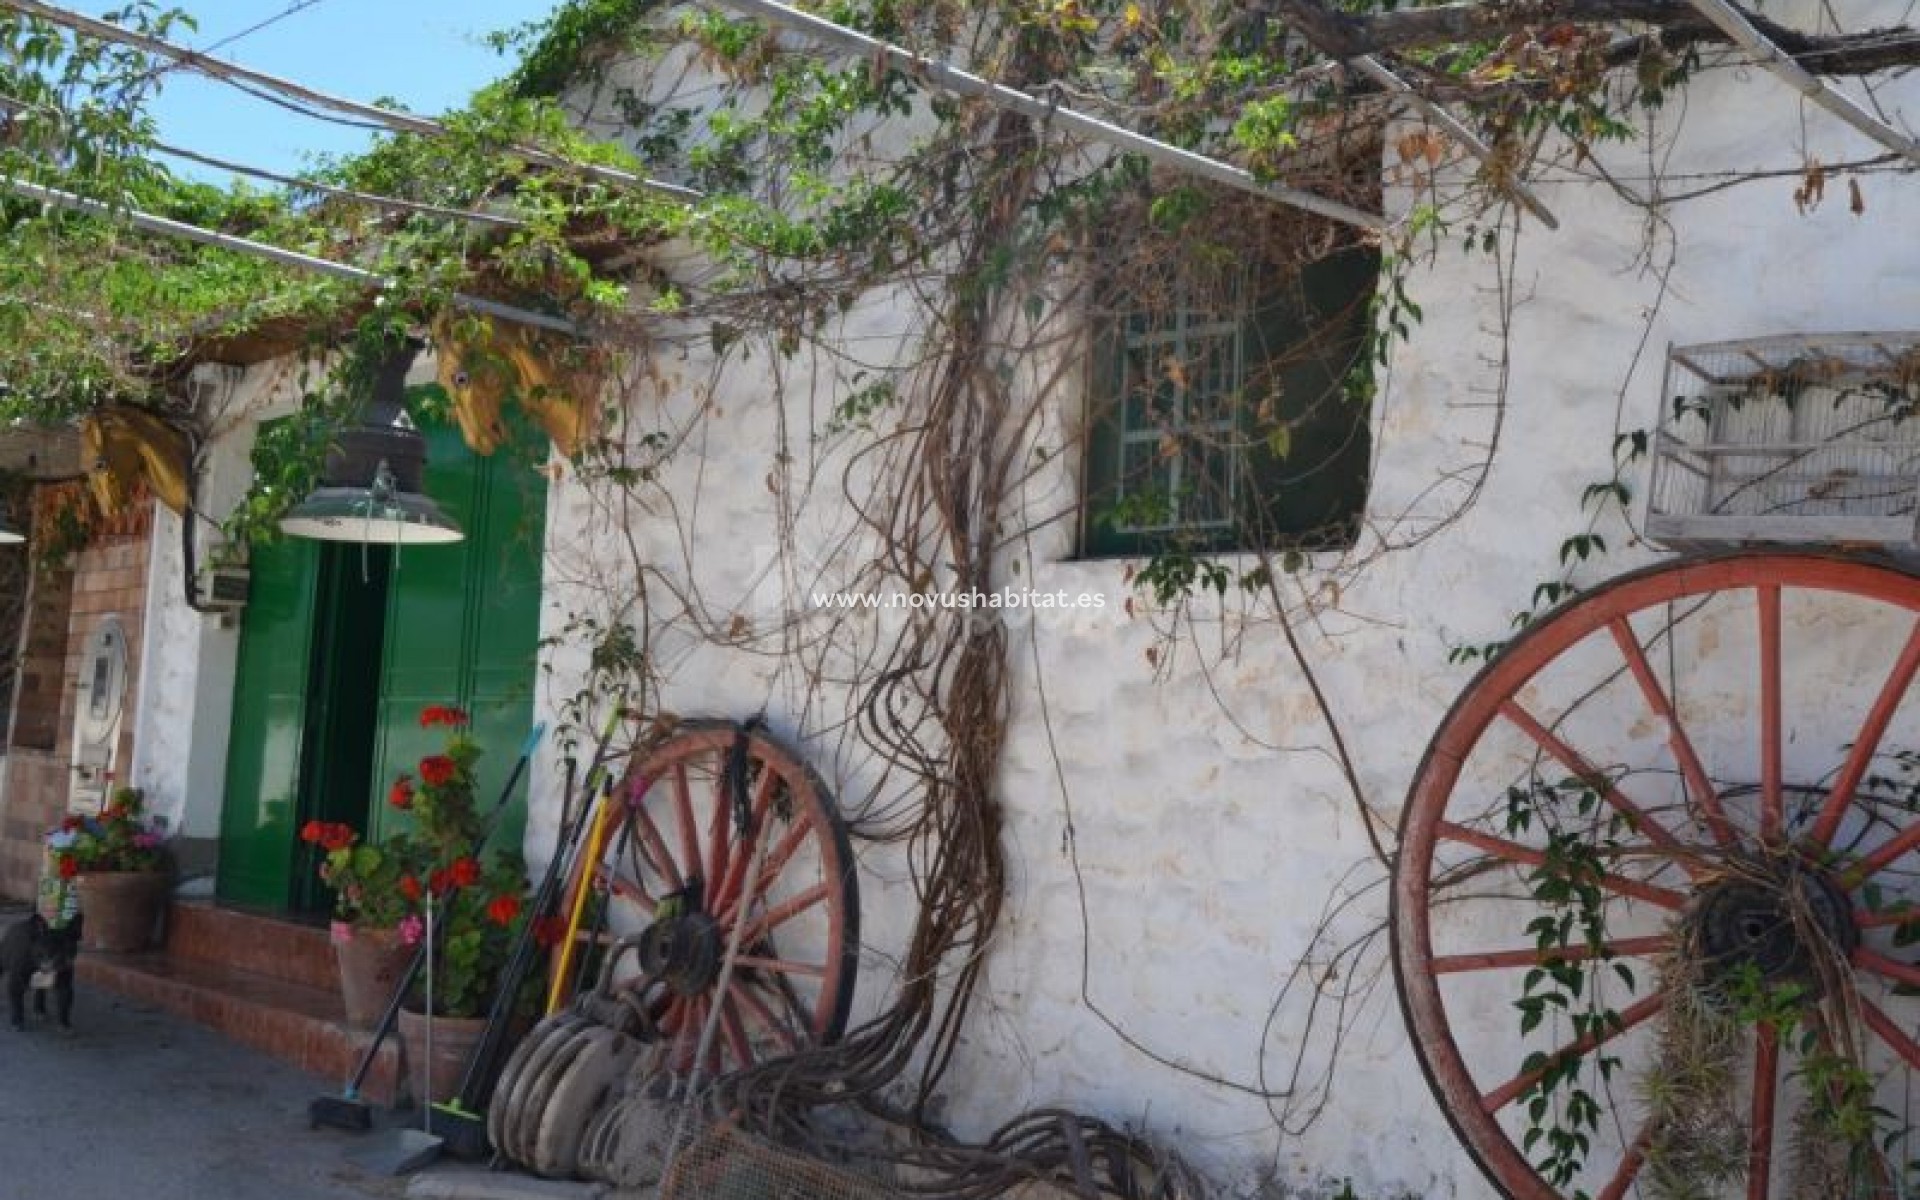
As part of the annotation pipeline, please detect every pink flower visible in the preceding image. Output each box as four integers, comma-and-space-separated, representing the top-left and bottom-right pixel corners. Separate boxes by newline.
398, 914, 425, 946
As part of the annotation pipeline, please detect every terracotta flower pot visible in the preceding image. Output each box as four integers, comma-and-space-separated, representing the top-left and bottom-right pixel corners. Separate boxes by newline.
399, 1006, 489, 1108
331, 922, 416, 1029
73, 870, 169, 952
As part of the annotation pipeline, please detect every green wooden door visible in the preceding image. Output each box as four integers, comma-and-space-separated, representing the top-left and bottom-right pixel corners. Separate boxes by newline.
217, 534, 320, 909
370, 423, 546, 859
220, 418, 547, 909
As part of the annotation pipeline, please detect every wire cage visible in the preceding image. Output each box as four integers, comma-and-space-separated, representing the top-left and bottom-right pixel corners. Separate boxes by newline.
1645, 332, 1920, 548
658, 1118, 899, 1200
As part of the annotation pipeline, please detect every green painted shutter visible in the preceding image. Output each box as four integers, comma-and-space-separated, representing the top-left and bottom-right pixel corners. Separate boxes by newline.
1237, 244, 1377, 551
217, 534, 319, 908
371, 422, 546, 861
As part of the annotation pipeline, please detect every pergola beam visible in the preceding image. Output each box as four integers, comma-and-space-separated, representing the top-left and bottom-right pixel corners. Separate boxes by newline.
1677, 0, 1920, 164
1349, 55, 1560, 228
713, 0, 1389, 233
1, 174, 590, 339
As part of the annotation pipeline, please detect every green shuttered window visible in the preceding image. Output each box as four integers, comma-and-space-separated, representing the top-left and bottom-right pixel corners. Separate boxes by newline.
1082, 239, 1379, 559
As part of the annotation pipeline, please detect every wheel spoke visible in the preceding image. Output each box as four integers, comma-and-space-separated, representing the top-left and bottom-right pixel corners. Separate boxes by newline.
733, 951, 828, 979
628, 794, 686, 894
1860, 996, 1920, 1074
600, 863, 656, 909
1499, 700, 1702, 868
1608, 617, 1733, 846
1748, 1022, 1778, 1200
737, 881, 833, 945
1758, 583, 1784, 842
671, 761, 702, 887
720, 818, 817, 925
713, 770, 781, 915
1479, 993, 1663, 1113
1810, 615, 1920, 848
718, 990, 754, 1071
728, 977, 801, 1050
1436, 821, 1687, 910
1596, 1124, 1649, 1200
1854, 945, 1920, 989
1430, 935, 1671, 975
707, 766, 733, 901
1842, 815, 1920, 888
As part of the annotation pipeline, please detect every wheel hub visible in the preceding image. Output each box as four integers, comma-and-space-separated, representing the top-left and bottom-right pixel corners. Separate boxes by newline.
1690, 865, 1856, 992
637, 911, 723, 996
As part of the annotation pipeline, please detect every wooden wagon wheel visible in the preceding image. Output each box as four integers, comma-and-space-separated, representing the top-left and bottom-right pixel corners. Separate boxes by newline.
1394, 551, 1920, 1199
553, 719, 859, 1078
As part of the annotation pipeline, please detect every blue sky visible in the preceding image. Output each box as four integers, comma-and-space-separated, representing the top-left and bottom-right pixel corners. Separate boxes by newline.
72, 0, 563, 184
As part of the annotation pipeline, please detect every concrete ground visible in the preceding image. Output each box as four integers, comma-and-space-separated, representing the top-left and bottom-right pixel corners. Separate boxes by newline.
0, 967, 606, 1200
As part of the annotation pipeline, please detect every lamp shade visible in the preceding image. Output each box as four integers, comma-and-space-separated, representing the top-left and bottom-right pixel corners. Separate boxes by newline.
279, 343, 463, 545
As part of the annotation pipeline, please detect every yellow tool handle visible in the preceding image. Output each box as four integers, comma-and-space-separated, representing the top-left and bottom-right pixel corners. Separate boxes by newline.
544, 783, 620, 1014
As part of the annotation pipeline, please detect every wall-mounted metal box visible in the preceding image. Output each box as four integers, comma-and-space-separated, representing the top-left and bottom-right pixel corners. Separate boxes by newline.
1646, 332, 1920, 548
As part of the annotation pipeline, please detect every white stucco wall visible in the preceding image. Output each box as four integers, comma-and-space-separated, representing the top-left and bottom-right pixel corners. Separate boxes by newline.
532, 15, 1920, 1198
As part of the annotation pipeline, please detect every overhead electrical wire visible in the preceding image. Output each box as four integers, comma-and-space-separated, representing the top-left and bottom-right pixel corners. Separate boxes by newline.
0, 0, 701, 200
0, 173, 591, 339
0, 91, 525, 227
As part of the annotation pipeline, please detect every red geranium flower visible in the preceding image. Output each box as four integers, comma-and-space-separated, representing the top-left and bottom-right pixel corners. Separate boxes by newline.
388, 776, 414, 810
419, 705, 468, 729
449, 857, 481, 888
429, 867, 452, 897
398, 874, 422, 902
532, 915, 566, 949
486, 894, 522, 927
56, 856, 77, 879
320, 823, 356, 853
300, 819, 325, 845
419, 755, 457, 787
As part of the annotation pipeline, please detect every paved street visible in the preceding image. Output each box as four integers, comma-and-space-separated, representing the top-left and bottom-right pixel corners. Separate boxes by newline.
0, 964, 600, 1200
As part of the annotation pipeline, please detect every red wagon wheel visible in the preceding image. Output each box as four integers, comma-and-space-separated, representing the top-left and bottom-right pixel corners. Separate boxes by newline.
1395, 551, 1920, 1199
555, 720, 859, 1078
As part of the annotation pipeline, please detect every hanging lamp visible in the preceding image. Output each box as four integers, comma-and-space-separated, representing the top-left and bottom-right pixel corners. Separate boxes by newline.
279, 341, 463, 545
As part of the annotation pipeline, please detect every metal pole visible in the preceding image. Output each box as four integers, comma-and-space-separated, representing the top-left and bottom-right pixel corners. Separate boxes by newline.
1348, 56, 1560, 229
1678, 0, 1920, 166
713, 0, 1390, 232
1, 174, 589, 338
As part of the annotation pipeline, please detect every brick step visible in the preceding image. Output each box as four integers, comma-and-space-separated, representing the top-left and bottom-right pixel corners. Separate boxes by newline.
79, 950, 406, 1106
164, 899, 341, 992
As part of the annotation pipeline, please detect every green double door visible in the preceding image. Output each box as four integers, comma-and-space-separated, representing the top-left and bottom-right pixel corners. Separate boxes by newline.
218, 424, 547, 913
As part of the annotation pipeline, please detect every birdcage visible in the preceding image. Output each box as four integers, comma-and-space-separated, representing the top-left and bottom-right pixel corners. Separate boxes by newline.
1645, 332, 1920, 548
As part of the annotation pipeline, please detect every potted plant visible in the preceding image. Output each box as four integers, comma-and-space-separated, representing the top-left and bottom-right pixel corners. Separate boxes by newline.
401, 705, 539, 1103
300, 817, 424, 1029
310, 704, 534, 1101
45, 786, 172, 952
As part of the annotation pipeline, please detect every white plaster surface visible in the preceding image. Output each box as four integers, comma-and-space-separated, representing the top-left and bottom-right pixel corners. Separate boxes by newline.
537, 40, 1920, 1198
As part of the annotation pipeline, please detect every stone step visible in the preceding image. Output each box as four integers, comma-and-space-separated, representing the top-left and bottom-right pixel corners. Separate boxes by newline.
162, 899, 341, 992
78, 949, 406, 1106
